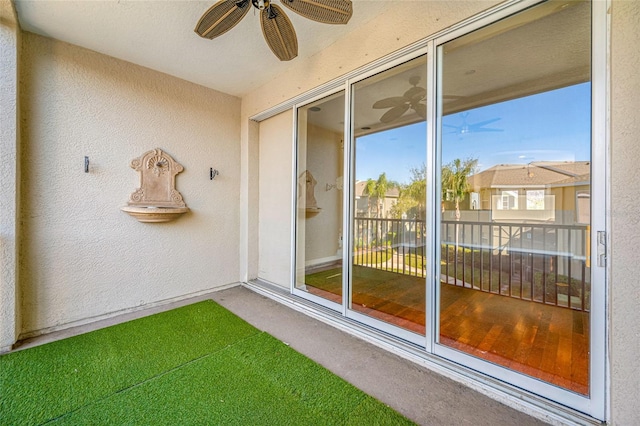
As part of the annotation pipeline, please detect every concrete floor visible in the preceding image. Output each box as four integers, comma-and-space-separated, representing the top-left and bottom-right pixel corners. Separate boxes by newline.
15, 284, 550, 426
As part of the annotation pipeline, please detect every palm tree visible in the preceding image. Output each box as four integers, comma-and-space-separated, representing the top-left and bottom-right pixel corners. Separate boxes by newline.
363, 178, 377, 217
442, 158, 478, 220
373, 173, 389, 218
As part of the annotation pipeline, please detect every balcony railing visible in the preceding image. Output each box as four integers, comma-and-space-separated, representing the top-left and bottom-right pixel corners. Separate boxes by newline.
353, 217, 590, 312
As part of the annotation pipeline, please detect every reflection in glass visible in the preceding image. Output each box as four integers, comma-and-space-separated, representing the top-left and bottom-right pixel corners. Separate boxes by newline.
351, 55, 428, 334
295, 92, 345, 306
438, 1, 591, 395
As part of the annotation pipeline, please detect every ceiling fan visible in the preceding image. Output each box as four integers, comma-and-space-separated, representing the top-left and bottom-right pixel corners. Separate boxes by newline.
195, 0, 353, 61
372, 76, 427, 124
443, 112, 503, 135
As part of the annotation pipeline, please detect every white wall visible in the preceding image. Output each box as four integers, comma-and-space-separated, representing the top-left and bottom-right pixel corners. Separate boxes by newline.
258, 111, 293, 287
18, 33, 241, 336
0, 0, 21, 350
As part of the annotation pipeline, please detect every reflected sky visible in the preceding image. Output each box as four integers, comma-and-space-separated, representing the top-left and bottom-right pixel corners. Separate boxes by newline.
356, 83, 591, 184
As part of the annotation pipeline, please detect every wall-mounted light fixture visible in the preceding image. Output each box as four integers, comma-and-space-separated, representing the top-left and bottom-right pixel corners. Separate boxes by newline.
325, 177, 343, 191
210, 168, 219, 180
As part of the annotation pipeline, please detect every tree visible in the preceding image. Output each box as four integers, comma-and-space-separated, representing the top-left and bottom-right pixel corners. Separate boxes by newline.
363, 173, 398, 218
363, 178, 377, 217
392, 164, 426, 220
442, 158, 478, 220
373, 173, 389, 218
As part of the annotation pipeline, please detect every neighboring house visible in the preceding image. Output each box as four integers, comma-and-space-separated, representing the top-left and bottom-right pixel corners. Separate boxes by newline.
467, 161, 591, 224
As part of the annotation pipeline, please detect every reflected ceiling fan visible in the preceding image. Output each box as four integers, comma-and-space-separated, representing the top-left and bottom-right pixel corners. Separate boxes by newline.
372, 76, 426, 123
195, 0, 353, 61
444, 112, 503, 135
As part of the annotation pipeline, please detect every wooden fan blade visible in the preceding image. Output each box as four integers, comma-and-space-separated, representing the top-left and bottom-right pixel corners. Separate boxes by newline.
280, 0, 352, 25
195, 0, 250, 40
403, 86, 426, 101
261, 5, 298, 61
373, 97, 407, 109
380, 104, 410, 123
413, 103, 426, 119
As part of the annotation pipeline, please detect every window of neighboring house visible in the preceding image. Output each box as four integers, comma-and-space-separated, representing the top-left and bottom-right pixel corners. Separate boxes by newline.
498, 190, 518, 210
576, 191, 590, 224
526, 190, 545, 210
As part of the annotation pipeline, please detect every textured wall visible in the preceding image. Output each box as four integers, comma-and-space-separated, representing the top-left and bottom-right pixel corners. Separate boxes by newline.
19, 33, 241, 335
257, 111, 293, 286
610, 1, 640, 423
0, 0, 20, 350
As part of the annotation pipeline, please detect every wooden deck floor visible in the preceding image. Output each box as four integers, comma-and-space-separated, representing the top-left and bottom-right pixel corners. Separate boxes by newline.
305, 266, 589, 395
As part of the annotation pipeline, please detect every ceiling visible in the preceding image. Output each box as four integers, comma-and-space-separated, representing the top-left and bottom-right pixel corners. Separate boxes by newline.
13, 0, 391, 97
303, 0, 590, 134
13, 0, 589, 130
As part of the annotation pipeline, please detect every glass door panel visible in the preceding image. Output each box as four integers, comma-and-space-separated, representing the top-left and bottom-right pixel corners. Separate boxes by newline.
350, 55, 428, 335
437, 0, 592, 395
295, 92, 345, 307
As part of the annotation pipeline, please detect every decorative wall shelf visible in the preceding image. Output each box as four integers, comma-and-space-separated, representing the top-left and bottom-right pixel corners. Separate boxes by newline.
121, 148, 189, 223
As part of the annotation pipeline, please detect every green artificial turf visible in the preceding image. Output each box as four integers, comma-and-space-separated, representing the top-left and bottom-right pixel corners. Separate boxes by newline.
0, 300, 414, 426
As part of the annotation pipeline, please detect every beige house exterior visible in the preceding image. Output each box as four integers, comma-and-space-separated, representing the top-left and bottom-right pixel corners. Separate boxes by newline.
2, 0, 639, 424
466, 161, 591, 224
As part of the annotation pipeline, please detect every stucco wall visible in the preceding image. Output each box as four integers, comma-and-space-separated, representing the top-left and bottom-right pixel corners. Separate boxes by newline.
0, 0, 20, 350
258, 111, 293, 286
19, 33, 241, 335
609, 1, 640, 423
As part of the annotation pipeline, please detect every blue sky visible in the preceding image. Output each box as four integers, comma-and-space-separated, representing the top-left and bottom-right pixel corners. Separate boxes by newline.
355, 83, 591, 185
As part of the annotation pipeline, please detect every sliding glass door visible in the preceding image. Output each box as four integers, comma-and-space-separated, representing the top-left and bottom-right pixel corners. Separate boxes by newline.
348, 55, 428, 341
293, 0, 605, 418
434, 0, 602, 414
294, 91, 345, 309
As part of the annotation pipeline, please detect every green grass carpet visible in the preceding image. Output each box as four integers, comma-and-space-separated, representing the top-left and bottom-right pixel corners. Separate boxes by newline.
0, 300, 414, 426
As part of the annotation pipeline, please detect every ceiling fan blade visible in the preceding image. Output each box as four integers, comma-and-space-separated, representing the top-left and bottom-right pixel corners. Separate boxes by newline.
380, 104, 410, 123
261, 5, 298, 61
472, 127, 504, 133
373, 97, 406, 109
403, 86, 426, 101
280, 0, 353, 25
413, 103, 426, 119
194, 0, 251, 39
469, 117, 501, 128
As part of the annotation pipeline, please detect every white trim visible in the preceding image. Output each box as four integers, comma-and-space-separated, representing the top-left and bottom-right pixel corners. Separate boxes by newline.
290, 105, 298, 294
304, 256, 341, 268
425, 38, 438, 353
588, 0, 611, 420
342, 79, 353, 318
